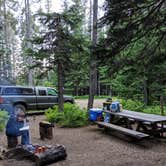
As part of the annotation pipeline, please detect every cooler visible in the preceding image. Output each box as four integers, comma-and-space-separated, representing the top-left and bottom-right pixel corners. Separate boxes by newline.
89, 108, 103, 121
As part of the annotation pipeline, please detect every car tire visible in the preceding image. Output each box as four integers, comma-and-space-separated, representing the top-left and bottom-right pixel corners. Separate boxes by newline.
65, 101, 73, 104
14, 104, 26, 115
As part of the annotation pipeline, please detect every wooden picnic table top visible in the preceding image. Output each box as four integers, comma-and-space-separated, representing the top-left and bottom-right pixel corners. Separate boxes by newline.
104, 110, 166, 123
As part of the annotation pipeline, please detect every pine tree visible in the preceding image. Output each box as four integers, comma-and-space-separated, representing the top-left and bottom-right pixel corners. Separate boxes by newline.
88, 0, 98, 109
97, 0, 166, 104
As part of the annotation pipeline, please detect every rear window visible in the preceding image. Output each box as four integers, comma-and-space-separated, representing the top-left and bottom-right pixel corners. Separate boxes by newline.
2, 87, 35, 95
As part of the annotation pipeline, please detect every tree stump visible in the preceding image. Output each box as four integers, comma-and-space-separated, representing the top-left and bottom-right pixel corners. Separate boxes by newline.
7, 136, 18, 148
39, 121, 54, 140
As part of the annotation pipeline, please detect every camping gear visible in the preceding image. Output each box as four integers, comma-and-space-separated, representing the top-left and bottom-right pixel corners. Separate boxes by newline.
89, 108, 103, 121
104, 113, 111, 123
103, 98, 112, 110
103, 102, 112, 110
110, 101, 121, 112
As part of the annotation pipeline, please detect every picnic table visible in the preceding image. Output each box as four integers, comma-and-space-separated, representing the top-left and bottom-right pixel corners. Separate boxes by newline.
97, 110, 166, 139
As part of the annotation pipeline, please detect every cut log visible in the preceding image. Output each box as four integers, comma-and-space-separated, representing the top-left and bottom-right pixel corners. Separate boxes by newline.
4, 144, 67, 166
35, 145, 67, 166
4, 146, 36, 161
7, 136, 18, 148
39, 121, 54, 140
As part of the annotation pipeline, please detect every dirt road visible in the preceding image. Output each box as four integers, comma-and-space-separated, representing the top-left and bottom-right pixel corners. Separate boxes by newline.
75, 99, 105, 109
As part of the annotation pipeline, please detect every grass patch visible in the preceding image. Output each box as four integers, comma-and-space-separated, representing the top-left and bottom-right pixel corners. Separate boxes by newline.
45, 104, 89, 127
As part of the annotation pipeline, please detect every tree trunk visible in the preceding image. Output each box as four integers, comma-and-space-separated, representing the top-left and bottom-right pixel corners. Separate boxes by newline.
160, 96, 164, 116
97, 71, 100, 96
143, 79, 149, 105
45, 0, 51, 13
57, 61, 64, 112
88, 0, 98, 110
3, 0, 12, 79
25, 0, 33, 86
109, 84, 112, 96
74, 85, 79, 96
88, 0, 92, 38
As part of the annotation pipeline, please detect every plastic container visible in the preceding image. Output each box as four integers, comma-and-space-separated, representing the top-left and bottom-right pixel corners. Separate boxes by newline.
89, 108, 103, 121
110, 101, 120, 112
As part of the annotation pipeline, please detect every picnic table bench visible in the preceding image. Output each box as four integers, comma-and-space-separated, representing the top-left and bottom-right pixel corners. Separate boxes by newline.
96, 121, 149, 140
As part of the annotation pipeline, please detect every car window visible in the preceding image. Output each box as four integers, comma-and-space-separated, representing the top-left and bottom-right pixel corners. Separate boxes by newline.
38, 89, 47, 96
2, 87, 34, 95
3, 87, 20, 95
20, 88, 34, 95
47, 88, 57, 96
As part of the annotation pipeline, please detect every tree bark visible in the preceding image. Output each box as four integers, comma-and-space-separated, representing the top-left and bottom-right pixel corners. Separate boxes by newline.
57, 61, 64, 112
25, 0, 33, 86
143, 79, 149, 105
74, 85, 79, 96
160, 96, 164, 116
88, 0, 98, 110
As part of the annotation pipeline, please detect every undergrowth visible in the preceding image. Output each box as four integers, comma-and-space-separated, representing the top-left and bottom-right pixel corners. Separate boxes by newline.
45, 104, 88, 127
0, 110, 9, 131
115, 98, 166, 115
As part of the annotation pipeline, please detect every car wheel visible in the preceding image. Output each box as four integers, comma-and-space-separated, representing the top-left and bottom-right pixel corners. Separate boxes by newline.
65, 101, 73, 104
14, 104, 26, 116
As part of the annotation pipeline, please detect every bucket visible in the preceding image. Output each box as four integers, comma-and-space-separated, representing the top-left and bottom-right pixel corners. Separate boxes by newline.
89, 108, 103, 121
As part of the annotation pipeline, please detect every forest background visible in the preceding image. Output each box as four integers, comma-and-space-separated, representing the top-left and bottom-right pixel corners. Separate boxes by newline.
0, 0, 165, 111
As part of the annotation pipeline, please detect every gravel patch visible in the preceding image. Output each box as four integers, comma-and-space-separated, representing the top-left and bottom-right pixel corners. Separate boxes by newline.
0, 99, 166, 166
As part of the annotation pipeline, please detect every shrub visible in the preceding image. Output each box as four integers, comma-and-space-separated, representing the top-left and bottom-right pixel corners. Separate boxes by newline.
0, 110, 9, 131
118, 98, 164, 115
45, 104, 88, 127
120, 99, 145, 112
143, 106, 166, 115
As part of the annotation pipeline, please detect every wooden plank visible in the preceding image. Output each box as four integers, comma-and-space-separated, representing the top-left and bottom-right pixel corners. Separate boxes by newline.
157, 124, 166, 129
104, 110, 166, 123
96, 121, 149, 139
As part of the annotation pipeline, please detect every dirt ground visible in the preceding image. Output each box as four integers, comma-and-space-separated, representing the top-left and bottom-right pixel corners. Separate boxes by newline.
1, 99, 166, 166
